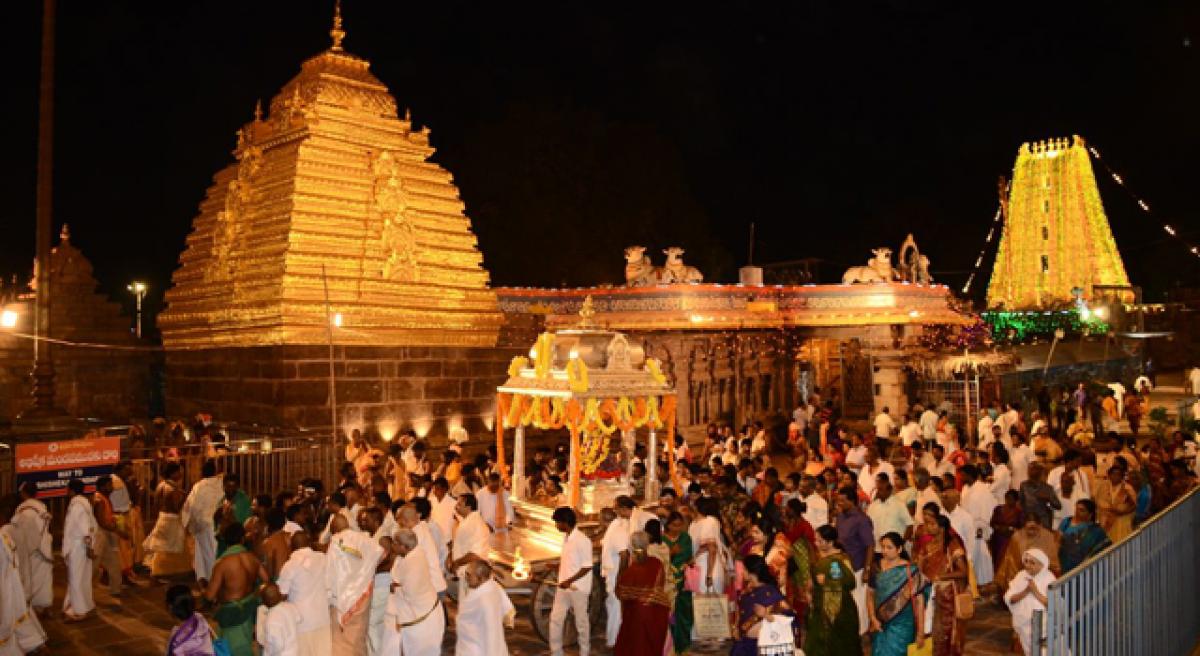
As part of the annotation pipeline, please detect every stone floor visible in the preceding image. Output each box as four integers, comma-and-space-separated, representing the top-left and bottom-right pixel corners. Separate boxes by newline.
39, 559, 1018, 655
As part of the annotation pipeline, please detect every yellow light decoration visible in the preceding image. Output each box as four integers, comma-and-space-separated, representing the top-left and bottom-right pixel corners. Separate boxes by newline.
987, 135, 1131, 309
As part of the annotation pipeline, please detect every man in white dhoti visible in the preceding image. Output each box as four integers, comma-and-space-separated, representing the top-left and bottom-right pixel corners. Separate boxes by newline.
382, 529, 444, 656
454, 560, 514, 656
326, 515, 384, 656
62, 478, 97, 621
181, 460, 225, 586
549, 507, 593, 656
446, 494, 490, 602
144, 463, 191, 579
277, 532, 331, 656
428, 478, 457, 542
598, 507, 629, 647
11, 483, 52, 614
0, 498, 47, 655
475, 473, 514, 532
257, 583, 302, 656
398, 505, 447, 595
959, 465, 996, 586
358, 507, 396, 656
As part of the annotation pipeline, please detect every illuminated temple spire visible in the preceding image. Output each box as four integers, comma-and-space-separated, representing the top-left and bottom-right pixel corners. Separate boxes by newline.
985, 135, 1130, 309
330, 0, 345, 51
160, 6, 501, 348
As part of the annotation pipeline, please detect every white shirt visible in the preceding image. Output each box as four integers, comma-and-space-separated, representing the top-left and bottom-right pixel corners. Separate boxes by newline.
900, 422, 922, 447
962, 481, 997, 540
919, 410, 939, 441
277, 547, 329, 632
601, 518, 630, 582
629, 507, 656, 534
558, 528, 594, 593
929, 457, 956, 479
1010, 444, 1033, 490
451, 512, 491, 576
874, 413, 896, 439
282, 520, 303, 537
429, 492, 457, 541
801, 493, 829, 529
388, 547, 438, 622
63, 494, 97, 558
258, 601, 301, 656
977, 415, 994, 441
412, 521, 447, 592
181, 475, 224, 531
109, 475, 132, 513
916, 486, 944, 515
475, 488, 514, 531
990, 464, 1011, 504
845, 446, 867, 473
866, 494, 914, 546
1048, 466, 1091, 500
455, 579, 514, 656
319, 507, 356, 544
857, 461, 895, 499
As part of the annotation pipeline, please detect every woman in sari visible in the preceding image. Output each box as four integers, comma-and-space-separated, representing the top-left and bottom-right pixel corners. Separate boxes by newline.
994, 517, 1060, 593
1057, 499, 1110, 573
732, 555, 795, 656
615, 531, 672, 656
867, 532, 928, 656
914, 510, 970, 656
805, 525, 860, 656
988, 490, 1025, 565
1095, 461, 1136, 542
663, 512, 694, 654
166, 584, 215, 656
783, 498, 815, 641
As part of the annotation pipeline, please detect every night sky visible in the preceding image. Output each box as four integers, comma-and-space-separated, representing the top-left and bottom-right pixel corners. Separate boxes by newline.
2, 1, 1199, 328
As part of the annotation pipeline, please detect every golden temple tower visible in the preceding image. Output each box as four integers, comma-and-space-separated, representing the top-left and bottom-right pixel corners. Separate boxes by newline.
160, 6, 502, 348
986, 135, 1131, 309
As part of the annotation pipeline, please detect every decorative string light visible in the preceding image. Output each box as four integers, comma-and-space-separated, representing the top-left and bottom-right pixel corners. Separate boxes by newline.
1087, 143, 1200, 259
962, 204, 1004, 294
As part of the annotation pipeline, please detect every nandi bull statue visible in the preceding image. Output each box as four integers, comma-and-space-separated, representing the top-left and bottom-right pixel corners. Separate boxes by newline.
842, 247, 899, 284
623, 245, 704, 286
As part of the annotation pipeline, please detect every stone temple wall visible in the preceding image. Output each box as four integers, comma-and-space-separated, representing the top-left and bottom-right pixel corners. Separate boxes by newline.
165, 344, 524, 444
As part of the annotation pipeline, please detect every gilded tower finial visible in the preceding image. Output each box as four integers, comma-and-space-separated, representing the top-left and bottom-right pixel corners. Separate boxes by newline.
330, 0, 345, 51
578, 295, 596, 328
253, 99, 263, 122
59, 224, 70, 243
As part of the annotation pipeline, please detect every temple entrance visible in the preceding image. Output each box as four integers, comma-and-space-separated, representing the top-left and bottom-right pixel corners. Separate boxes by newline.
839, 339, 875, 419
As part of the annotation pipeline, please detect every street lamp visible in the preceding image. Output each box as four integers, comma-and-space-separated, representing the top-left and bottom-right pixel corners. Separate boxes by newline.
127, 281, 147, 338
1, 309, 18, 329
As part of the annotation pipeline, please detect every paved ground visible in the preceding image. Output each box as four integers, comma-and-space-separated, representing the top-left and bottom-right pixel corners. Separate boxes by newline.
39, 559, 1018, 655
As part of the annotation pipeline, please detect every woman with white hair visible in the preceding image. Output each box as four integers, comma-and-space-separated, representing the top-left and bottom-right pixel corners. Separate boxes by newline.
1003, 547, 1056, 656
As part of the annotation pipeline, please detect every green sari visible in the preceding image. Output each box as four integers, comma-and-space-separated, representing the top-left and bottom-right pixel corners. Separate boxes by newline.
805, 552, 860, 656
664, 530, 694, 654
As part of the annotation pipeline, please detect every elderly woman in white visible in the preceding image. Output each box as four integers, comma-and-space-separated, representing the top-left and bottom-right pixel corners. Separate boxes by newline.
1003, 547, 1057, 656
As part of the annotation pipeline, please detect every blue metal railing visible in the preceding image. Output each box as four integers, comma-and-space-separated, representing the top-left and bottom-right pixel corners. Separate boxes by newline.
1043, 487, 1200, 655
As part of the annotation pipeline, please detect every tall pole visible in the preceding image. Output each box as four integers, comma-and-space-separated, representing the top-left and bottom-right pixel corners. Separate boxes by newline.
22, 0, 59, 419
321, 264, 339, 442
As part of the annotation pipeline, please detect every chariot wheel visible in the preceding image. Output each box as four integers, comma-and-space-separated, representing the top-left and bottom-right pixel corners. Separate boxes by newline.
530, 563, 607, 645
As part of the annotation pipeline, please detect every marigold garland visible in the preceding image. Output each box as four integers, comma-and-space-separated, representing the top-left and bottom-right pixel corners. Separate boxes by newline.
566, 358, 589, 393
507, 356, 529, 378
579, 430, 611, 475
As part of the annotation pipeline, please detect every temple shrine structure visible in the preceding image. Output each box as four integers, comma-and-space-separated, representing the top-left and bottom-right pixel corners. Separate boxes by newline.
987, 136, 1132, 309
158, 10, 972, 444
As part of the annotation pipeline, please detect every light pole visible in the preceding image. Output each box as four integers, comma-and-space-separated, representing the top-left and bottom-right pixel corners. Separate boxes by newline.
127, 281, 147, 338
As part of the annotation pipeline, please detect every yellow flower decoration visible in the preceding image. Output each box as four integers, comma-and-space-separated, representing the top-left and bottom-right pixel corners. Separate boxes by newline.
533, 333, 556, 379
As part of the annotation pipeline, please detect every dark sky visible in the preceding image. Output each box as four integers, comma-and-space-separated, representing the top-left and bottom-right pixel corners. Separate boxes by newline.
3, 0, 1200, 326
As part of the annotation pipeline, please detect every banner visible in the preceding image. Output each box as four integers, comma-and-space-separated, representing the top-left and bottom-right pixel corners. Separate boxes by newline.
15, 436, 121, 498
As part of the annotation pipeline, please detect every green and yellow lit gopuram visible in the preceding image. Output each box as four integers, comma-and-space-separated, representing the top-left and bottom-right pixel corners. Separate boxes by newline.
986, 135, 1130, 309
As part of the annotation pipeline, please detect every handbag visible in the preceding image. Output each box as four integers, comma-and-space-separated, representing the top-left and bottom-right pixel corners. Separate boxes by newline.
757, 615, 800, 655
692, 593, 732, 640
953, 581, 975, 620
906, 639, 933, 656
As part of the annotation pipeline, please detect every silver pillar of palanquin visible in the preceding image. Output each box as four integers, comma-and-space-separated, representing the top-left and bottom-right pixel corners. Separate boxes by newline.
622, 428, 635, 482
512, 425, 526, 501
646, 428, 659, 500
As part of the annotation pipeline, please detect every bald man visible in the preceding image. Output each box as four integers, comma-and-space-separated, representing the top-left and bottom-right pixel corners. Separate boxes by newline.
455, 560, 515, 656
326, 514, 384, 656
255, 583, 302, 656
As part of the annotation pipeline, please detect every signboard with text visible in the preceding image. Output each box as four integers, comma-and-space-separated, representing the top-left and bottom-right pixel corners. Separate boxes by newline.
15, 436, 121, 498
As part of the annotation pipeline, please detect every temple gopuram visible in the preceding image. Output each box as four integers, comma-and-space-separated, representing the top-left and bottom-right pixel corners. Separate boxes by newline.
987, 136, 1132, 309
159, 11, 972, 443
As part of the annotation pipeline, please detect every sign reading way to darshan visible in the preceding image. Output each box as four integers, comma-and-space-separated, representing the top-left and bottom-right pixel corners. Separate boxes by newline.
15, 436, 121, 498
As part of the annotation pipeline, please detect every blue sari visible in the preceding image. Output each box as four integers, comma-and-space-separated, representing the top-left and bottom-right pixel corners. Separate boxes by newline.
870, 562, 926, 656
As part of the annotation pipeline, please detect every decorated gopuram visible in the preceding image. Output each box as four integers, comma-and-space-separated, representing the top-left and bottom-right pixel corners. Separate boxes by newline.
987, 135, 1132, 310
160, 9, 516, 437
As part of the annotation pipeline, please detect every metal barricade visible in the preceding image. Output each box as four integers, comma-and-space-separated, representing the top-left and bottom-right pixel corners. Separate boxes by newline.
1044, 487, 1200, 656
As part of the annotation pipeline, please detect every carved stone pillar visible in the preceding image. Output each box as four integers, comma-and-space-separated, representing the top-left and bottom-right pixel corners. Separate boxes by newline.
646, 428, 660, 500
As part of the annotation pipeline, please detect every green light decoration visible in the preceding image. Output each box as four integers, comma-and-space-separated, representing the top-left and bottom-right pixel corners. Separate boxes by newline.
981, 308, 1108, 342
